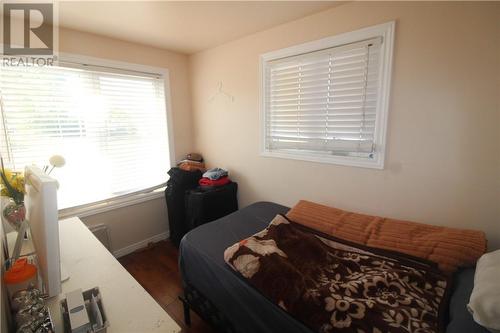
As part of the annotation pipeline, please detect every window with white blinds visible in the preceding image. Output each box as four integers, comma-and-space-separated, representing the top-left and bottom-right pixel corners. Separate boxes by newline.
0, 60, 171, 210
261, 23, 394, 168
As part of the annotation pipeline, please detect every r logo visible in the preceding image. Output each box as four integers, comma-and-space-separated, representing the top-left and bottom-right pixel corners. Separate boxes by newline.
2, 3, 54, 55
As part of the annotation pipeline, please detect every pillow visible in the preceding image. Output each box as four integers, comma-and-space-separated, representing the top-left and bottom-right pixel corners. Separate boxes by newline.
468, 250, 500, 333
286, 200, 487, 272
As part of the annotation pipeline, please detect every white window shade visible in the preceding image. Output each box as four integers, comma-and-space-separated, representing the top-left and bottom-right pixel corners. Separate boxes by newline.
0, 63, 170, 210
264, 38, 382, 158
261, 22, 396, 169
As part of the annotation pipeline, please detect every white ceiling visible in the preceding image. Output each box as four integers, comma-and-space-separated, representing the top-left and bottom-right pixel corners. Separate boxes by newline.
57, 1, 339, 54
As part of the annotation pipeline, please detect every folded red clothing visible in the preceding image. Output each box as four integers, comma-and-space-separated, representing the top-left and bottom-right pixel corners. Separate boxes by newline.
199, 176, 230, 187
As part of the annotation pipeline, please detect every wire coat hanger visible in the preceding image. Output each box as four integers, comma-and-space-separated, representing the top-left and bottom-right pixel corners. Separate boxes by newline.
209, 81, 234, 103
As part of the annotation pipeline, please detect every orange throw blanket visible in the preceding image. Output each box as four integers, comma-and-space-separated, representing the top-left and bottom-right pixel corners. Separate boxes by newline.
286, 200, 487, 273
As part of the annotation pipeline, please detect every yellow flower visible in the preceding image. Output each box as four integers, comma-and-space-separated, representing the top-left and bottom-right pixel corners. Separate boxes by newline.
0, 169, 26, 198
3, 169, 13, 181
12, 173, 25, 194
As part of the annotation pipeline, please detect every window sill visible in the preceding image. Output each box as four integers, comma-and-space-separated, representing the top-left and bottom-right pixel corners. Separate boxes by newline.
260, 150, 384, 170
58, 188, 165, 220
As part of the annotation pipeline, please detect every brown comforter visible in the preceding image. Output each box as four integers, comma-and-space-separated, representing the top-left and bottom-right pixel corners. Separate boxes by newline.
224, 215, 450, 333
287, 200, 487, 273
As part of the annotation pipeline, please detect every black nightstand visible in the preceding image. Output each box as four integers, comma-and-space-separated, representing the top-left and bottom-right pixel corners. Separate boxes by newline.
185, 182, 238, 231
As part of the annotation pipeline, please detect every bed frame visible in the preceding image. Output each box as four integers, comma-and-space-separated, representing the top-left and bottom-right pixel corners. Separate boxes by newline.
179, 280, 237, 333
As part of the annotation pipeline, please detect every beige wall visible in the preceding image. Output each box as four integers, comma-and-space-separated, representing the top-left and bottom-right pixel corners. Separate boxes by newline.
79, 197, 168, 255
59, 28, 192, 253
189, 2, 500, 249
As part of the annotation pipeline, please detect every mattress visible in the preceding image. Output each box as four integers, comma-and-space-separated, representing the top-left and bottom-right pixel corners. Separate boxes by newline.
179, 201, 486, 333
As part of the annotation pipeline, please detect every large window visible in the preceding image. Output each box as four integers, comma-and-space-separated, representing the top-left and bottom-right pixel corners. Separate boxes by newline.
0, 58, 171, 212
261, 22, 394, 169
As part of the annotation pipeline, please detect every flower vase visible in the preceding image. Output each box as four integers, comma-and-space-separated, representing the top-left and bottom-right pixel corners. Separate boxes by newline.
2, 199, 26, 231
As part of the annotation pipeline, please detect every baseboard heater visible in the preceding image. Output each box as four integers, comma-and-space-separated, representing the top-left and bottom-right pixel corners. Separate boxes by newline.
88, 224, 112, 251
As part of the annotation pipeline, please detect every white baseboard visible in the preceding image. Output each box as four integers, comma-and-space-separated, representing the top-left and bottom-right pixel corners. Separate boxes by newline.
113, 231, 169, 258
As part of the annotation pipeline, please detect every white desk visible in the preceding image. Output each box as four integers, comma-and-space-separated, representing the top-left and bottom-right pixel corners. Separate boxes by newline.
45, 217, 180, 333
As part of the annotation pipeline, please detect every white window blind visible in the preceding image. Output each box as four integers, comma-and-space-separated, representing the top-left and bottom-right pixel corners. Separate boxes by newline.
0, 62, 170, 210
264, 37, 383, 160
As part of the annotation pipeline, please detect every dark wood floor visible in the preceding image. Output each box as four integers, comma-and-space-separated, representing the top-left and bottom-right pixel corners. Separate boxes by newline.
118, 240, 215, 333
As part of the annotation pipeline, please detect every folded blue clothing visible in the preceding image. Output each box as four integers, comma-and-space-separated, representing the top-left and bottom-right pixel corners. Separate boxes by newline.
203, 167, 228, 180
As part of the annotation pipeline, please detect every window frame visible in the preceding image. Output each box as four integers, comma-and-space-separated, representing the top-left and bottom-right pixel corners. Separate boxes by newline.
3, 52, 176, 218
259, 21, 395, 169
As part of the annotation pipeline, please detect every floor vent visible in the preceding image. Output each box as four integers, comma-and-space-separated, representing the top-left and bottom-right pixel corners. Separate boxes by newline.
89, 224, 111, 251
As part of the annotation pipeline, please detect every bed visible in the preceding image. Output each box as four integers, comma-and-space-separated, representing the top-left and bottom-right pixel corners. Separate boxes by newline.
179, 201, 488, 333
